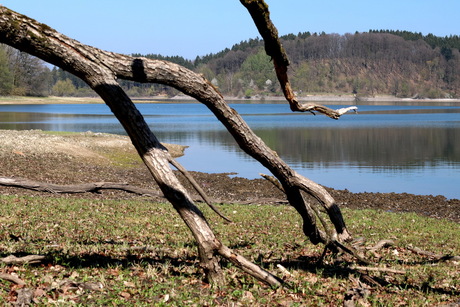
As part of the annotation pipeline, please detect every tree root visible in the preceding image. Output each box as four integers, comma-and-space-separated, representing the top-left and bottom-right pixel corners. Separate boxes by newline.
261, 173, 368, 264
217, 245, 285, 287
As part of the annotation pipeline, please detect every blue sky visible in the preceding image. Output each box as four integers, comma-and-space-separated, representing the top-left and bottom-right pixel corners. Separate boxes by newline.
2, 1, 459, 59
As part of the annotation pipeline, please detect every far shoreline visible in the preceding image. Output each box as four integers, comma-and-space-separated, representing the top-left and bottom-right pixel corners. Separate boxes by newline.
1, 94, 460, 105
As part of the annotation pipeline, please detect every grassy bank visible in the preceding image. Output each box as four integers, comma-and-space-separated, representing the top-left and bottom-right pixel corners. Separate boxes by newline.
1, 195, 459, 306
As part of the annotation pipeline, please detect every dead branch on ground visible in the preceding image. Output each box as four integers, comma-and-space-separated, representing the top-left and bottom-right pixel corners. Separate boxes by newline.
0, 273, 26, 286
1, 255, 45, 265
0, 176, 231, 222
407, 246, 460, 262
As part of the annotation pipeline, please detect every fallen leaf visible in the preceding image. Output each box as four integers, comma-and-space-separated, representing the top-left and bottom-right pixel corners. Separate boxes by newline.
123, 281, 135, 288
120, 291, 131, 299
34, 288, 46, 298
81, 282, 103, 291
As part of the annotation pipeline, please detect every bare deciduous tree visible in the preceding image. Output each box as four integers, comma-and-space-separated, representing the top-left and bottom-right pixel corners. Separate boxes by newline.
0, 1, 358, 286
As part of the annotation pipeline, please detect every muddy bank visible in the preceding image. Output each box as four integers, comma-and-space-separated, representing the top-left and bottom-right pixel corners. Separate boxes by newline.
0, 130, 458, 223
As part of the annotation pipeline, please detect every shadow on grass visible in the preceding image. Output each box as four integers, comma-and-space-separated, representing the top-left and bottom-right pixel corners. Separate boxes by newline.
276, 254, 460, 297
1, 242, 200, 279
3, 243, 459, 298
48, 253, 200, 279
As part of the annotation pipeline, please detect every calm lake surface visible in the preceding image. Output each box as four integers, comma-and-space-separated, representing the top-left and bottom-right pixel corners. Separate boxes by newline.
1, 102, 459, 199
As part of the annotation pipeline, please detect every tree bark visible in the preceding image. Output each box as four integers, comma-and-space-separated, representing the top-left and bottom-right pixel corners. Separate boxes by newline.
0, 2, 355, 285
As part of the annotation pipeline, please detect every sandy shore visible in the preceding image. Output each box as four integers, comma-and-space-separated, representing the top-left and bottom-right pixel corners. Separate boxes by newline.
1, 95, 459, 105
0, 129, 459, 223
0, 96, 104, 104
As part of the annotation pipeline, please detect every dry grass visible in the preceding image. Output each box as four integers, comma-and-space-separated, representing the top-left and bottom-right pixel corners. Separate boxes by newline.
0, 96, 104, 105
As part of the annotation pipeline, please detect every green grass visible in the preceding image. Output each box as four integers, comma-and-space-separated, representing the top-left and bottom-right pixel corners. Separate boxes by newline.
1, 195, 459, 306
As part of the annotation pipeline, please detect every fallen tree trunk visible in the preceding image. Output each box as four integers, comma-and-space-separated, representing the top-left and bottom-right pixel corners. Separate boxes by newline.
0, 1, 356, 285
0, 175, 286, 208
0, 176, 159, 196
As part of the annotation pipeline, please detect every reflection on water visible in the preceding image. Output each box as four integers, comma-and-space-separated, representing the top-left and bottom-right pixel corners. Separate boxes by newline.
0, 102, 459, 199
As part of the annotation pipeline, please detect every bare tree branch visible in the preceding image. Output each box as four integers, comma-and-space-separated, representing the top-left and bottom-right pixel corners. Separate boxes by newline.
239, 0, 357, 119
169, 159, 232, 223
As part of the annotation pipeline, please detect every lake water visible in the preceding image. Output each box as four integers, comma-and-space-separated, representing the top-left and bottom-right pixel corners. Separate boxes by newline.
1, 102, 459, 200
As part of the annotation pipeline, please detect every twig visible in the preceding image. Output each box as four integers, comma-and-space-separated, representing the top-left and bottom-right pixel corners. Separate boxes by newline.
0, 273, 26, 285
218, 244, 285, 287
317, 246, 329, 265
260, 173, 284, 192
170, 159, 232, 223
350, 265, 406, 275
276, 264, 292, 277
368, 239, 395, 252
333, 240, 372, 265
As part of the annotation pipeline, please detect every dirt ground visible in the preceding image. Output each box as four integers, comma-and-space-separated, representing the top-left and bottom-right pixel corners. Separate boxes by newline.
1, 129, 459, 224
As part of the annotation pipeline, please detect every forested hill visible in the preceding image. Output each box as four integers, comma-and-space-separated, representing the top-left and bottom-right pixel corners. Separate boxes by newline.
191, 31, 459, 99
0, 31, 459, 98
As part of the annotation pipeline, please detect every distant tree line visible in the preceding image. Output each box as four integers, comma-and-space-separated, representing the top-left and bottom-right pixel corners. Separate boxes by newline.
0, 45, 51, 96
200, 31, 459, 98
1, 30, 459, 98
